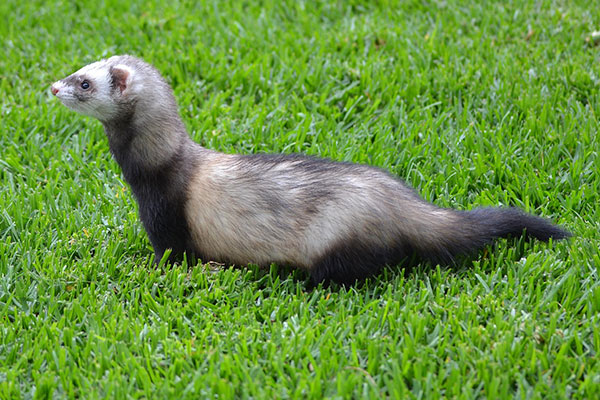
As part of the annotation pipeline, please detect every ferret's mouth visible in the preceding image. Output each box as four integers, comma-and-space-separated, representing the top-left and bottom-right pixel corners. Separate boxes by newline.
50, 81, 65, 97
51, 82, 78, 109
53, 93, 78, 109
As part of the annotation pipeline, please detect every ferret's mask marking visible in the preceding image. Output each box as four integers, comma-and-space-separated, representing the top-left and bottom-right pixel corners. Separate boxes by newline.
52, 61, 134, 122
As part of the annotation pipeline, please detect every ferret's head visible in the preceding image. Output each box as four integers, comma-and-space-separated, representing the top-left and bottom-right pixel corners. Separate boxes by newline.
51, 55, 172, 123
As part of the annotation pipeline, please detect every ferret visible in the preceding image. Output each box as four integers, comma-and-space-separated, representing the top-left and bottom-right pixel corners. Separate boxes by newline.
51, 55, 570, 285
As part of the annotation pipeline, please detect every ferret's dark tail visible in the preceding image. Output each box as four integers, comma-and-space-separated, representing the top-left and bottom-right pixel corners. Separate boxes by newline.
466, 207, 570, 241
416, 207, 571, 264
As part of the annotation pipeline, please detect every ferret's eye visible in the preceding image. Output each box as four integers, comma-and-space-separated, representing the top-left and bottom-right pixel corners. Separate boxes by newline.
81, 80, 90, 90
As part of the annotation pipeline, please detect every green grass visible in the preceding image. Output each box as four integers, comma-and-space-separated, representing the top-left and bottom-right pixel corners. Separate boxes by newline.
1, 0, 599, 398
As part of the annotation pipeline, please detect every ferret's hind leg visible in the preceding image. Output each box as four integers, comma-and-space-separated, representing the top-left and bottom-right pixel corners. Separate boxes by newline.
309, 240, 410, 286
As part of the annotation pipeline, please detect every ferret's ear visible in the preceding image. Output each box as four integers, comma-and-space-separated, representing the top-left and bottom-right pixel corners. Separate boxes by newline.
110, 65, 134, 94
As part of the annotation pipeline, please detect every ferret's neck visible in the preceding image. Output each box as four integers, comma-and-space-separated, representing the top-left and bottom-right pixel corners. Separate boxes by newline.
102, 112, 195, 183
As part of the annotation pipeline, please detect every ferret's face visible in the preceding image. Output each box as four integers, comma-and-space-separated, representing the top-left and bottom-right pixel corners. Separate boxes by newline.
51, 60, 133, 122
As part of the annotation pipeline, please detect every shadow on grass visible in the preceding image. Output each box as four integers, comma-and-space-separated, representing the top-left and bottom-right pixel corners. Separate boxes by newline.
152, 233, 557, 296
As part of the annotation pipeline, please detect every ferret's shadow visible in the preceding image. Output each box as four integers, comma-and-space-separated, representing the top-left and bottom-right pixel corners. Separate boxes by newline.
252, 235, 535, 292
158, 235, 538, 294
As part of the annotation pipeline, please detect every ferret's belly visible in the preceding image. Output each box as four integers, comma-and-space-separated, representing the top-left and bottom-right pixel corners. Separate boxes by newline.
185, 204, 311, 268
183, 176, 313, 268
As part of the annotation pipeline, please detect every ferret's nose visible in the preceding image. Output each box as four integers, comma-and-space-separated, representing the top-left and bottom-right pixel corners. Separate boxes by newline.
51, 85, 59, 96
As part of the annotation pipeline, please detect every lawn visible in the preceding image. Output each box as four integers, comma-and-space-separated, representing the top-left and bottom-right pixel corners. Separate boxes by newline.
1, 0, 599, 398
